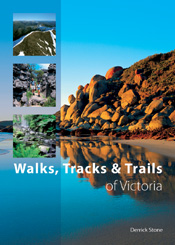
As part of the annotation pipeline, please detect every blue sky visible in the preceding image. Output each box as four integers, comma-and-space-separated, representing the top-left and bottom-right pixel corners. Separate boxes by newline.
0, 0, 175, 120
32, 64, 50, 70
13, 13, 56, 21
61, 0, 175, 105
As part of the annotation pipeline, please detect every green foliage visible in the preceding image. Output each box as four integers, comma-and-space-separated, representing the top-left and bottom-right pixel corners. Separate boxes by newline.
13, 143, 42, 158
35, 70, 44, 81
13, 31, 56, 56
26, 91, 33, 100
43, 97, 56, 107
24, 115, 56, 135
13, 137, 20, 146
13, 21, 56, 41
27, 64, 37, 79
15, 130, 25, 138
13, 115, 22, 125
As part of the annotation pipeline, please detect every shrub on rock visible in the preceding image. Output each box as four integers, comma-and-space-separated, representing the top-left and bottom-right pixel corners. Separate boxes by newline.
135, 69, 143, 74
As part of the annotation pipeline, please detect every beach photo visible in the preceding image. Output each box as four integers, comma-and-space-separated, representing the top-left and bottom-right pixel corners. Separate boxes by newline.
13, 114, 56, 158
13, 64, 56, 107
13, 13, 56, 56
57, 49, 175, 244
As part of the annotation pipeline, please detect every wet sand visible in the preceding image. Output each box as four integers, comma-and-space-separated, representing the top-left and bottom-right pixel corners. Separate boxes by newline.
116, 139, 175, 159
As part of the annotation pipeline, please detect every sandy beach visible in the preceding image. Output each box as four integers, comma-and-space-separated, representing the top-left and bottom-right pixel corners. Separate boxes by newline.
116, 139, 175, 159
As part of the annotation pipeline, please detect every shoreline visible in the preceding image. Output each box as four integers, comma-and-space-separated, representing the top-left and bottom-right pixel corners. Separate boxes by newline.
115, 139, 175, 159
58, 136, 175, 159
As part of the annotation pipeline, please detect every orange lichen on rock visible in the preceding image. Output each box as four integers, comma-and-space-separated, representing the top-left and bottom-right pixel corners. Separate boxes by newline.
105, 66, 123, 79
134, 74, 144, 86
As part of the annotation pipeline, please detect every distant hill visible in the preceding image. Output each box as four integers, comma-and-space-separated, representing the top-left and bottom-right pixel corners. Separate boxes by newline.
13, 30, 56, 56
13, 21, 56, 41
0, 121, 12, 127
0, 121, 13, 132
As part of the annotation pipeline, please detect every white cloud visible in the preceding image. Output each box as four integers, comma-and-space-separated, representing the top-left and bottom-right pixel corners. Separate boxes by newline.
39, 64, 50, 69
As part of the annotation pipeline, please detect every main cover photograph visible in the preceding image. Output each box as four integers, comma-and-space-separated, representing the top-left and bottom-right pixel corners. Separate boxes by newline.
0, 1, 175, 245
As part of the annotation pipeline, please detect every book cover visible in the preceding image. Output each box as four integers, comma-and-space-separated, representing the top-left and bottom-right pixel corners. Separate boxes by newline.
0, 1, 175, 245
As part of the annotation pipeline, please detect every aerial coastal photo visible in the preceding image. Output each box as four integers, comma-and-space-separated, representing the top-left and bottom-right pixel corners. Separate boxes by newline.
13, 13, 56, 56
13, 63, 56, 107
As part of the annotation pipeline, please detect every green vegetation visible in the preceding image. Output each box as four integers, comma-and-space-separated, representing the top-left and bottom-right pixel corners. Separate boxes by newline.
13, 31, 56, 56
24, 115, 56, 135
44, 96, 56, 107
28, 64, 36, 78
13, 115, 22, 125
120, 50, 175, 100
13, 115, 56, 158
26, 91, 33, 106
35, 70, 44, 81
13, 21, 56, 41
13, 143, 42, 158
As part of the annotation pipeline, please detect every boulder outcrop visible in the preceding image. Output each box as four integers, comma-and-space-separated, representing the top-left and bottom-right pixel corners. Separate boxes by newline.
57, 51, 175, 138
105, 66, 123, 80
13, 63, 56, 107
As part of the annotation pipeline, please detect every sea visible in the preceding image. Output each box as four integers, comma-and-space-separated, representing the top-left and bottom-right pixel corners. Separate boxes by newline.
0, 133, 175, 244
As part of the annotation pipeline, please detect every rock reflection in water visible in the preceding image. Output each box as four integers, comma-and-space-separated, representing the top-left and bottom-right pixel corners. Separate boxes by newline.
58, 137, 175, 202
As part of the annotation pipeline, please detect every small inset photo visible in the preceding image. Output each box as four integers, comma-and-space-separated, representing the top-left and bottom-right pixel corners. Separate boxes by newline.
13, 13, 56, 56
13, 64, 56, 107
13, 114, 56, 158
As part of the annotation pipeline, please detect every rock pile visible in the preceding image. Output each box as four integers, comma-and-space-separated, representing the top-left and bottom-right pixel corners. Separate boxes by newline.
56, 51, 175, 138
41, 64, 56, 99
13, 64, 30, 107
13, 64, 56, 107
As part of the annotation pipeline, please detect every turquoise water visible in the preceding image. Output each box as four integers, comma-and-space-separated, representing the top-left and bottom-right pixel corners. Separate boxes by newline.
0, 133, 175, 244
60, 137, 175, 241
0, 133, 61, 244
